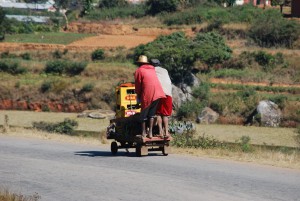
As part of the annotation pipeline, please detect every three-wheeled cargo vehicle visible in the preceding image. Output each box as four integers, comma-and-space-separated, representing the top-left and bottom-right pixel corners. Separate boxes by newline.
106, 82, 171, 157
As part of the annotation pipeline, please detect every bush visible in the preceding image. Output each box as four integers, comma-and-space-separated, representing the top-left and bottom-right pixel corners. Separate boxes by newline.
44, 60, 66, 75
40, 81, 52, 93
0, 59, 27, 75
269, 95, 287, 110
171, 131, 223, 149
87, 4, 146, 20
248, 9, 300, 48
193, 32, 232, 67
163, 10, 202, 25
192, 82, 210, 103
32, 118, 78, 135
177, 100, 204, 120
21, 52, 31, 60
134, 32, 232, 85
238, 135, 253, 152
91, 49, 105, 61
99, 0, 128, 8
65, 61, 87, 76
81, 83, 94, 93
44, 60, 87, 76
146, 0, 179, 15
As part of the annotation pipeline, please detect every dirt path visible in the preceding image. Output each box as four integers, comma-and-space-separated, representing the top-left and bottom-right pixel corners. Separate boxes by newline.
68, 34, 156, 49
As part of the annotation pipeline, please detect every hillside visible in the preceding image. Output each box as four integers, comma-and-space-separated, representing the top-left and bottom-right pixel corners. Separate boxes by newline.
0, 2, 299, 128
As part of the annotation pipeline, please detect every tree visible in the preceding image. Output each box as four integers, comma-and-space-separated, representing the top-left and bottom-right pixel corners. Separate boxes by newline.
146, 0, 180, 15
0, 8, 8, 41
81, 0, 93, 16
134, 32, 232, 85
54, 0, 73, 30
98, 0, 128, 8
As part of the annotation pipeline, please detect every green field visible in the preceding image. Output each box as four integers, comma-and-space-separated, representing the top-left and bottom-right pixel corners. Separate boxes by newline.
4, 32, 95, 45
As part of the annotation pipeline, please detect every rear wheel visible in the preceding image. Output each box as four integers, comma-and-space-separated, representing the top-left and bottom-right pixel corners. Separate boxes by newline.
136, 145, 142, 157
111, 141, 118, 155
162, 145, 169, 156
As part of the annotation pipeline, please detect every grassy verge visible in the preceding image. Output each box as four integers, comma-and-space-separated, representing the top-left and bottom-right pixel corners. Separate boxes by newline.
1, 111, 300, 169
4, 32, 95, 45
0, 187, 40, 201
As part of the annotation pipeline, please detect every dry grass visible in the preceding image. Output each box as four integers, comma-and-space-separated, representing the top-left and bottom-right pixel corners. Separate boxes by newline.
226, 39, 300, 56
0, 110, 109, 132
171, 146, 300, 169
0, 187, 40, 201
196, 124, 298, 148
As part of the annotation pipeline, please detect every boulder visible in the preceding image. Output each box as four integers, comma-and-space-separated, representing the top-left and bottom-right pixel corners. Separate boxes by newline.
172, 84, 192, 109
77, 109, 115, 119
196, 107, 219, 124
257, 100, 281, 127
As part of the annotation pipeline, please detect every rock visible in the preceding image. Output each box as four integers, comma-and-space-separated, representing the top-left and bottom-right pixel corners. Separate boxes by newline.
196, 107, 219, 124
77, 109, 115, 119
257, 100, 281, 127
172, 85, 190, 109
88, 112, 106, 119
191, 74, 200, 87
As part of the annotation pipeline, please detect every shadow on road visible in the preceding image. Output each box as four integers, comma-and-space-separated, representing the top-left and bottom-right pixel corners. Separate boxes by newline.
74, 151, 163, 157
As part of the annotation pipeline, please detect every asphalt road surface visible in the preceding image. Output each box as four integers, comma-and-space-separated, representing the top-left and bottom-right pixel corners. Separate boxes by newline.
1, 135, 300, 201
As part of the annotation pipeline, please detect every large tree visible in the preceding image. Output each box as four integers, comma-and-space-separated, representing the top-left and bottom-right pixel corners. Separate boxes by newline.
0, 8, 8, 41
53, 0, 73, 30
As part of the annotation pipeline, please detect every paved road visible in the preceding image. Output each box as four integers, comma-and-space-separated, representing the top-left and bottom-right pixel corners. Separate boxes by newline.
0, 135, 300, 201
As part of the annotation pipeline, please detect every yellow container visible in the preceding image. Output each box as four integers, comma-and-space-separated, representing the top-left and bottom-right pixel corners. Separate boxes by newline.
115, 82, 140, 118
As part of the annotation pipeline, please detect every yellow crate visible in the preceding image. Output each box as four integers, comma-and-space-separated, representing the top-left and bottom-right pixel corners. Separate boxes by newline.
115, 82, 140, 118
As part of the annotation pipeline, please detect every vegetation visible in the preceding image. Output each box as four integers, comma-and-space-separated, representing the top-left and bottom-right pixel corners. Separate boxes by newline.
44, 60, 87, 76
0, 188, 40, 201
248, 9, 300, 48
91, 49, 105, 61
32, 118, 78, 134
4, 32, 95, 45
134, 31, 232, 85
0, 59, 27, 75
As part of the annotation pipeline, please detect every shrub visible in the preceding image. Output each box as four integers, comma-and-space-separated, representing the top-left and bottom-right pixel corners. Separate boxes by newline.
192, 82, 210, 103
40, 81, 52, 93
171, 131, 223, 149
99, 0, 128, 8
248, 9, 300, 48
20, 52, 31, 60
0, 59, 27, 75
177, 100, 204, 120
146, 0, 179, 15
81, 83, 94, 93
52, 50, 63, 59
238, 135, 253, 152
269, 95, 287, 110
87, 4, 146, 20
254, 51, 274, 67
32, 118, 78, 135
91, 49, 105, 61
163, 10, 202, 25
65, 61, 87, 76
44, 60, 87, 76
222, 57, 246, 70
1, 51, 17, 59
193, 32, 232, 67
44, 60, 67, 75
